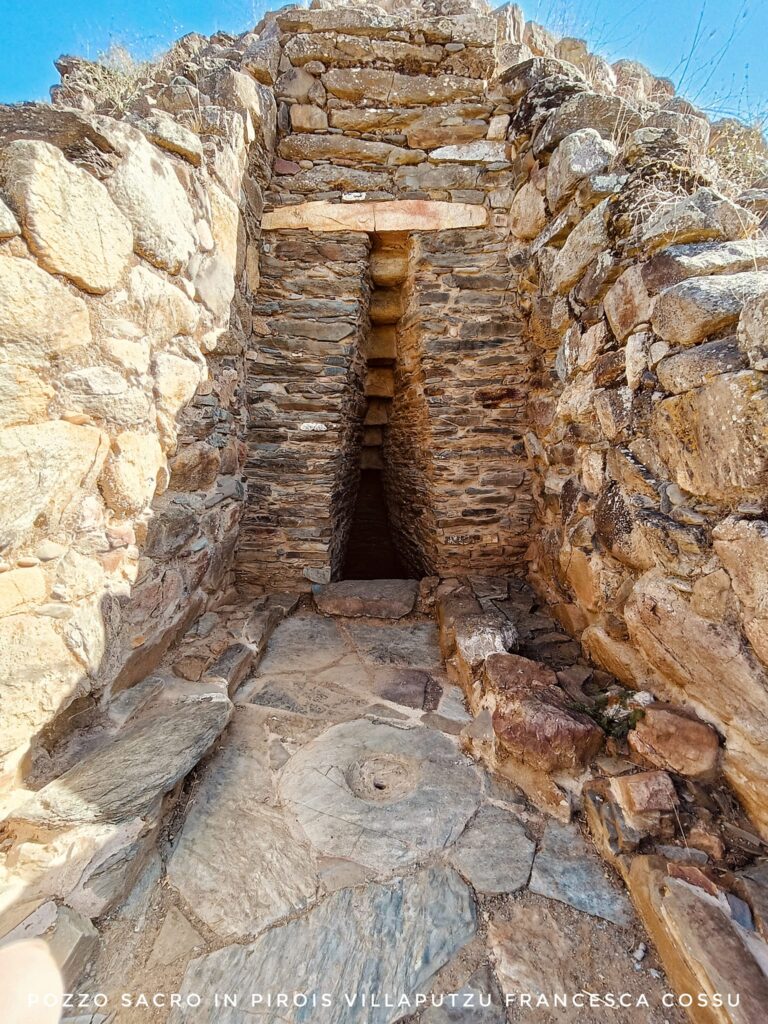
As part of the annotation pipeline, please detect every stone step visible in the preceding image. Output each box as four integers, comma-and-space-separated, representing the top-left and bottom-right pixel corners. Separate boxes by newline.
313, 578, 418, 618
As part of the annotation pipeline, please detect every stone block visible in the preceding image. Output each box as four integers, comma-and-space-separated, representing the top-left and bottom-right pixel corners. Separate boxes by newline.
552, 199, 611, 293
534, 92, 643, 155
713, 516, 768, 665
289, 104, 329, 132
370, 250, 408, 288
628, 705, 720, 778
642, 238, 768, 293
641, 188, 759, 253
485, 653, 604, 772
603, 264, 654, 340
369, 289, 403, 324
429, 140, 507, 163
652, 271, 768, 345
546, 128, 616, 213
656, 338, 746, 393
0, 253, 91, 353
262, 199, 487, 232
323, 68, 483, 106
0, 140, 133, 294
509, 181, 546, 240
314, 580, 418, 619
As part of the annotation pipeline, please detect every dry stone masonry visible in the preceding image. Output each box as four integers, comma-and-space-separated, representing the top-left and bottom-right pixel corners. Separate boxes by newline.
1, 0, 768, 1020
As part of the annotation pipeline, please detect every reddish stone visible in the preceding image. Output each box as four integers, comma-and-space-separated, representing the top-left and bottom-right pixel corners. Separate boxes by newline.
628, 704, 720, 779
273, 158, 301, 175
485, 653, 604, 772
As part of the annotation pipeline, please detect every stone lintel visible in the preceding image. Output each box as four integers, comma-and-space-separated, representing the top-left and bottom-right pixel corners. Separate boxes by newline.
262, 199, 488, 233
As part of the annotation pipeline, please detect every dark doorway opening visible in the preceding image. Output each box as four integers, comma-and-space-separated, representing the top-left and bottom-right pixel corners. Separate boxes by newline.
342, 470, 413, 580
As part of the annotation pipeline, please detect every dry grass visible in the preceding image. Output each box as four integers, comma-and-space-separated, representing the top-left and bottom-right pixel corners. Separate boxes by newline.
707, 117, 768, 192
61, 43, 155, 114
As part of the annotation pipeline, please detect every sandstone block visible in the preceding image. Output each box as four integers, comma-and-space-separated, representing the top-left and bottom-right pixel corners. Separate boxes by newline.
369, 289, 403, 324
365, 366, 395, 397
104, 127, 197, 274
278, 133, 423, 166
628, 705, 720, 778
323, 68, 483, 106
314, 579, 418, 619
656, 338, 746, 394
546, 128, 616, 213
289, 104, 328, 132
485, 653, 604, 772
642, 238, 768, 293
0, 254, 91, 353
262, 200, 486, 233
642, 188, 759, 252
652, 371, 768, 501
370, 250, 408, 288
552, 199, 611, 293
713, 516, 768, 665
603, 264, 654, 340
99, 430, 166, 516
429, 141, 507, 164
651, 271, 768, 346
0, 140, 133, 294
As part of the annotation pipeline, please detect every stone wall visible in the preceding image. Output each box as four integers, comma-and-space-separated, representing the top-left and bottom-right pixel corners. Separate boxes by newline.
387, 227, 535, 576
498, 56, 768, 837
1, 0, 767, 854
0, 39, 276, 786
238, 229, 370, 591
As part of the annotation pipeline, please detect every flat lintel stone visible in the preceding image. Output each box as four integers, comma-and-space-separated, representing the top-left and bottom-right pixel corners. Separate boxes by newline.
262, 199, 488, 233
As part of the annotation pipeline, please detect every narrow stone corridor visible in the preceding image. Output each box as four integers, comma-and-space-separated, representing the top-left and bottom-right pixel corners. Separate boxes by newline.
82, 582, 682, 1024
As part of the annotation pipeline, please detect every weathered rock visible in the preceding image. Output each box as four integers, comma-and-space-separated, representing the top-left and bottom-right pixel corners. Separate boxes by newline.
546, 128, 616, 212
279, 718, 482, 871
509, 181, 546, 240
314, 579, 418, 618
739, 290, 768, 370
628, 856, 768, 1022
643, 238, 768, 293
103, 127, 197, 273
0, 254, 91, 353
652, 372, 768, 501
628, 705, 721, 778
429, 141, 506, 164
713, 516, 768, 665
642, 188, 759, 252
148, 906, 203, 968
279, 133, 423, 166
369, 667, 429, 708
552, 199, 610, 293
6, 693, 232, 835
256, 614, 350, 675
44, 905, 99, 988
652, 272, 768, 345
529, 820, 632, 925
346, 620, 443, 669
323, 68, 483, 106
0, 140, 132, 293
448, 804, 534, 893
656, 338, 747, 393
170, 866, 476, 1024
167, 706, 317, 938
130, 111, 203, 165
98, 431, 166, 517
534, 92, 642, 155
486, 653, 604, 772
603, 264, 654, 340
0, 421, 108, 548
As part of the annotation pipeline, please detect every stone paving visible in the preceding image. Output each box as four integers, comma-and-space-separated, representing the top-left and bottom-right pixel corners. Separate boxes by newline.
81, 596, 682, 1024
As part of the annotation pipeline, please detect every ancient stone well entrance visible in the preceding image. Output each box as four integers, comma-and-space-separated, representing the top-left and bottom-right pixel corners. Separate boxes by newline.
239, 198, 534, 592
343, 232, 414, 580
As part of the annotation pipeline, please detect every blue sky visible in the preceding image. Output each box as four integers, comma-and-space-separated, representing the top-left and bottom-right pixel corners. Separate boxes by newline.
1, 0, 765, 122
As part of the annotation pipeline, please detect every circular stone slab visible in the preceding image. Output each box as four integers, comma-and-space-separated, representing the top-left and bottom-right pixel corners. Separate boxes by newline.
279, 719, 482, 871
